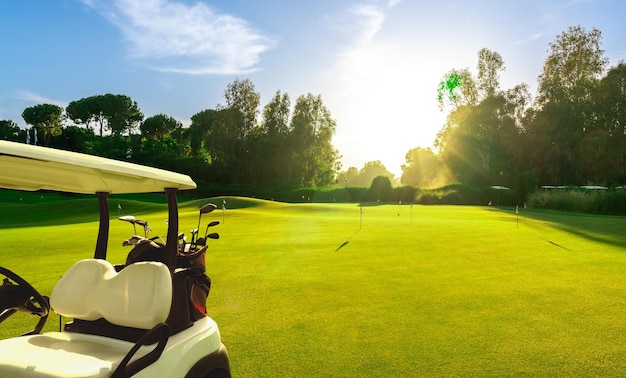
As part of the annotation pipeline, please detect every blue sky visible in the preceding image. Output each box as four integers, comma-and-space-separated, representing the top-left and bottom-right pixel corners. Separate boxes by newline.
1, 0, 625, 176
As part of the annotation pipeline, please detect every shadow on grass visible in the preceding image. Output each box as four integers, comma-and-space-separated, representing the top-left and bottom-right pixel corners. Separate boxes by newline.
335, 229, 361, 252
492, 207, 626, 250
0, 196, 167, 229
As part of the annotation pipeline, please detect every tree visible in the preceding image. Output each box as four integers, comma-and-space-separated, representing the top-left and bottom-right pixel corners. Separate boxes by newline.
189, 109, 218, 158
587, 62, 626, 183
537, 26, 607, 106
22, 103, 65, 146
336, 166, 359, 188
195, 107, 247, 183
256, 91, 292, 186
140, 114, 182, 141
435, 49, 516, 186
366, 175, 393, 202
289, 94, 340, 186
477, 48, 505, 99
66, 98, 95, 132
262, 90, 291, 136
400, 147, 441, 187
101, 94, 143, 137
50, 125, 96, 153
529, 26, 608, 184
66, 94, 143, 137
437, 68, 478, 111
222, 78, 260, 136
0, 120, 21, 142
346, 161, 396, 187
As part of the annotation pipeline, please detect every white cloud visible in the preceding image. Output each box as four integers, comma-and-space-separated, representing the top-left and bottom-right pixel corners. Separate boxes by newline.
13, 91, 67, 108
82, 0, 274, 75
349, 4, 386, 46
513, 32, 548, 46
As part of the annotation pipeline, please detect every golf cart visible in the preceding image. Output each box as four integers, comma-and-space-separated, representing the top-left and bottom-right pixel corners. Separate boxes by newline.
0, 140, 230, 377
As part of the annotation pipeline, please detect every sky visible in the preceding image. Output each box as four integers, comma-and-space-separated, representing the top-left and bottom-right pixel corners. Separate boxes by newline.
1, 0, 626, 177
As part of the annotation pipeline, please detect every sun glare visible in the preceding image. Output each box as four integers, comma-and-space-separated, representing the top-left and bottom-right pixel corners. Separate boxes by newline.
324, 41, 447, 177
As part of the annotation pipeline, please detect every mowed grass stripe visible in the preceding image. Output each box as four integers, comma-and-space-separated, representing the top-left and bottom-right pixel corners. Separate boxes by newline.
2, 199, 626, 376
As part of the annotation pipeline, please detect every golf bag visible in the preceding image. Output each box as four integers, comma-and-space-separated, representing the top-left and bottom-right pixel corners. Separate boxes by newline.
177, 245, 211, 322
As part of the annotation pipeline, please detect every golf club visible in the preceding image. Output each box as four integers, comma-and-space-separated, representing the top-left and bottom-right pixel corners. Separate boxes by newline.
196, 231, 219, 247
196, 203, 218, 234
134, 219, 150, 237
203, 221, 220, 240
192, 203, 217, 249
118, 215, 137, 235
190, 228, 198, 245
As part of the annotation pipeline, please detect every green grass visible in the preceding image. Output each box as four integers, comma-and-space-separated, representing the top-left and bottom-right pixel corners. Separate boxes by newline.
2, 195, 626, 376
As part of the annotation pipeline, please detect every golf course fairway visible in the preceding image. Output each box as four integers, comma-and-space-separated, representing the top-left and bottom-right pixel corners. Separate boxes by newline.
1, 195, 626, 376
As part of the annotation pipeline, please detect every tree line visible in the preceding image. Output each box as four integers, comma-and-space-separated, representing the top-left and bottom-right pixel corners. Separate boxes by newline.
327, 25, 626, 194
2, 25, 624, 195
0, 80, 340, 189
428, 25, 626, 191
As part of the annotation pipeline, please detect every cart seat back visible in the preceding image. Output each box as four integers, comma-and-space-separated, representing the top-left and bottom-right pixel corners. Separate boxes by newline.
50, 259, 172, 330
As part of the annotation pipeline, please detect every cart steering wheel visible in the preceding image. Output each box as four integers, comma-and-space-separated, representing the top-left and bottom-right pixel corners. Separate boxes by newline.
0, 267, 50, 335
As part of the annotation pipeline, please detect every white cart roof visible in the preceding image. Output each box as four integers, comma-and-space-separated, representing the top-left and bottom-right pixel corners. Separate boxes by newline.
0, 141, 196, 194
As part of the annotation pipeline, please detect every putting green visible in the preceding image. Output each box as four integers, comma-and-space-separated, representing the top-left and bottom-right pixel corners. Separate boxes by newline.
2, 198, 626, 376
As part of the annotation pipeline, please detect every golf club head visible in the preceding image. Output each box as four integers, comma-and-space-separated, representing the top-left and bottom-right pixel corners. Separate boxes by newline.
196, 203, 218, 243
122, 235, 145, 246
203, 220, 220, 238
118, 215, 136, 223
118, 215, 138, 234
207, 232, 220, 240
200, 203, 218, 214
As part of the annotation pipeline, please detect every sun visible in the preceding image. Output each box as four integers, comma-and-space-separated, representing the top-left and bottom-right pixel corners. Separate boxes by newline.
317, 35, 451, 176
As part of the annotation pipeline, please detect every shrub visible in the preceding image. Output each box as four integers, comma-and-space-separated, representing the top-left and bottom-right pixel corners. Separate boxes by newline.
527, 188, 626, 215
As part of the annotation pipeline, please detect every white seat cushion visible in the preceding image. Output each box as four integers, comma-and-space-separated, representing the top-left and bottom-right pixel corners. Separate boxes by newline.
50, 259, 172, 329
0, 332, 135, 378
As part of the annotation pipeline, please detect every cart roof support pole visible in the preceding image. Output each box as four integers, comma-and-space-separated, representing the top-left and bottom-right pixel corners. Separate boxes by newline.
94, 192, 109, 259
164, 188, 178, 271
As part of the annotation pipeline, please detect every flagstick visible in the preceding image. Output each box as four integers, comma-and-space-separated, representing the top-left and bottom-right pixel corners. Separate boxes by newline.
222, 199, 226, 224
360, 205, 363, 230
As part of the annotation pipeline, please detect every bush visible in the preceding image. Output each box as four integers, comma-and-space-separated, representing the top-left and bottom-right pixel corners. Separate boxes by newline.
414, 183, 518, 206
527, 188, 626, 215
365, 176, 393, 202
